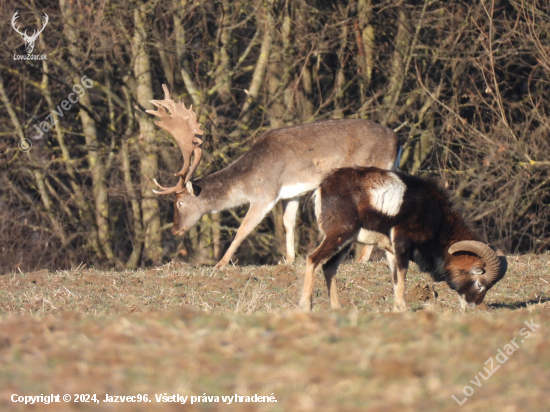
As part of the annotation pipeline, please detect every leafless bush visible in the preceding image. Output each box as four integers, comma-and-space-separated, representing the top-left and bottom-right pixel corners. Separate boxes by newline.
0, 0, 548, 272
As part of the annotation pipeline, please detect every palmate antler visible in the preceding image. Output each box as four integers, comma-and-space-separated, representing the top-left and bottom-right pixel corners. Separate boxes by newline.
146, 84, 204, 194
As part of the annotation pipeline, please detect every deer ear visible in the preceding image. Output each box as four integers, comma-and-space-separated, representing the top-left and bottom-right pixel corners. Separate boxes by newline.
186, 181, 202, 196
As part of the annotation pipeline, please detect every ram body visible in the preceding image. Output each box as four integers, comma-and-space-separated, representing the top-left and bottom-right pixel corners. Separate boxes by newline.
300, 167, 507, 311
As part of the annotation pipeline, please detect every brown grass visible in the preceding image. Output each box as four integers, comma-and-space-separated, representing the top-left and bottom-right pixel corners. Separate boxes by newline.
0, 253, 549, 411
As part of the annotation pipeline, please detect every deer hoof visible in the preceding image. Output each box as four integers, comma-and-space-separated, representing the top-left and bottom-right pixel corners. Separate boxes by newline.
298, 299, 312, 312
213, 261, 227, 270
393, 302, 407, 312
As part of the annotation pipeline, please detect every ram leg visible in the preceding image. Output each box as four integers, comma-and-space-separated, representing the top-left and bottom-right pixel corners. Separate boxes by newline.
386, 249, 409, 312
299, 232, 354, 311
322, 244, 352, 310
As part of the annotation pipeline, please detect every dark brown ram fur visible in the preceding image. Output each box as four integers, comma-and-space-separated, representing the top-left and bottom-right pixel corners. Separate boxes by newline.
299, 167, 507, 312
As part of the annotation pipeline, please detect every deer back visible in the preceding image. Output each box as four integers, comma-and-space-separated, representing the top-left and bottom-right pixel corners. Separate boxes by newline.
200, 119, 400, 201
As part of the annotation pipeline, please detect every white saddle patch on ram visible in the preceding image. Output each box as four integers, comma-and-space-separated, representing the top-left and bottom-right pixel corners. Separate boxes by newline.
369, 173, 405, 217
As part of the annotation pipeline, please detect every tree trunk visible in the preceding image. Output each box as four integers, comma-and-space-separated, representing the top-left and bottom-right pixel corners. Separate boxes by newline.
132, 5, 162, 264
121, 85, 144, 268
59, 0, 114, 261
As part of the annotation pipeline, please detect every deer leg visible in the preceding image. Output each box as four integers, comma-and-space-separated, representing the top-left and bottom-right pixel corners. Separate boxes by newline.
282, 197, 300, 263
214, 201, 275, 269
356, 244, 374, 263
322, 243, 352, 310
299, 231, 355, 311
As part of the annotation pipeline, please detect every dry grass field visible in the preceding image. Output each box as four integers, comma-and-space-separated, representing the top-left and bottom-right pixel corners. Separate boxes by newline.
0, 253, 549, 411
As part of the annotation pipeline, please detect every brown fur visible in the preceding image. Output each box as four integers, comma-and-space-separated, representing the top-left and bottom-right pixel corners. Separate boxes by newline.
299, 167, 504, 311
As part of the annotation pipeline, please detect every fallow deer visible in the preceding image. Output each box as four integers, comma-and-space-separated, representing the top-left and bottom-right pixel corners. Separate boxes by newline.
147, 85, 400, 268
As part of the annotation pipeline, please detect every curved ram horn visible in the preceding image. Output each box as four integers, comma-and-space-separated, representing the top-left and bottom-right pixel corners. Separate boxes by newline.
448, 240, 507, 284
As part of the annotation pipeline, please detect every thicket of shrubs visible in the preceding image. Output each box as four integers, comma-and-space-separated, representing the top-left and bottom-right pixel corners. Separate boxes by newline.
1, 0, 548, 272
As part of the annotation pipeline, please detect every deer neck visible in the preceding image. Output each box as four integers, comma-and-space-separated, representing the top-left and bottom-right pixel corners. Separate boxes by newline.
194, 167, 248, 213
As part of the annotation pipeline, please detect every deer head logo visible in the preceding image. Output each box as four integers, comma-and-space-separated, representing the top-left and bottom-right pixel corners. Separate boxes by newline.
11, 10, 49, 54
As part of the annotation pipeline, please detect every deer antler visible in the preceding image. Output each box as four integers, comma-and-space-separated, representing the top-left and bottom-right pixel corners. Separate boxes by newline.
146, 84, 204, 194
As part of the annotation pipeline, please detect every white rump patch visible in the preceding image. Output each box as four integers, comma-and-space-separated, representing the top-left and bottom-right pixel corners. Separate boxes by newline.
279, 183, 316, 199
369, 173, 405, 217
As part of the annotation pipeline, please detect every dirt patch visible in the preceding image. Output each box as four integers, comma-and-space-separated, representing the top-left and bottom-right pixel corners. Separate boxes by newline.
273, 265, 297, 288
408, 284, 438, 303
371, 357, 425, 378
475, 302, 490, 311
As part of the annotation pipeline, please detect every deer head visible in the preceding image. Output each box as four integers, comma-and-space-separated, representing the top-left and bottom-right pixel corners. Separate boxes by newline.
12, 10, 49, 54
146, 84, 204, 194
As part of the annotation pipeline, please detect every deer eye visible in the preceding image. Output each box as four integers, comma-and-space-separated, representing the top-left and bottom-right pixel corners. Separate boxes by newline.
476, 280, 485, 291
178, 201, 183, 207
